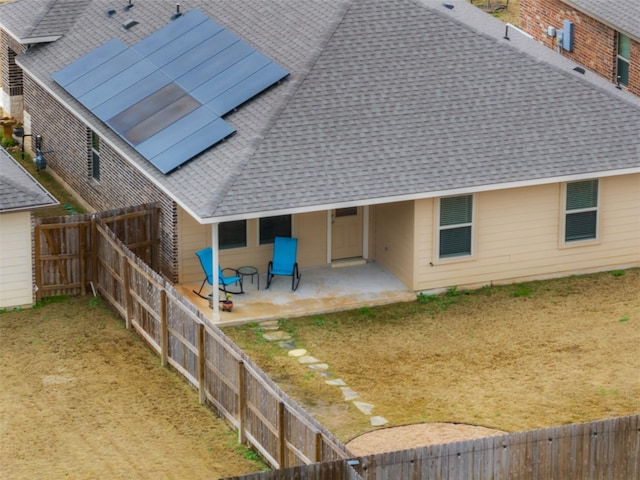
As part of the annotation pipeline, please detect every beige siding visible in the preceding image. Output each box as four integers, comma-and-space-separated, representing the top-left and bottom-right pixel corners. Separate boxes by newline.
373, 201, 415, 287
0, 212, 33, 308
414, 175, 640, 291
177, 208, 328, 283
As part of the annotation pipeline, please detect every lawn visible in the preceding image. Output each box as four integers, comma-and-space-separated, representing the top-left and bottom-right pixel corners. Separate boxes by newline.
0, 296, 267, 480
223, 269, 640, 442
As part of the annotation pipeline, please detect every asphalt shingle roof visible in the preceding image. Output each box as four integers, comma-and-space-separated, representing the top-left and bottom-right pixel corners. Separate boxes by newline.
5, 0, 640, 222
563, 0, 640, 40
0, 148, 58, 212
0, 0, 91, 42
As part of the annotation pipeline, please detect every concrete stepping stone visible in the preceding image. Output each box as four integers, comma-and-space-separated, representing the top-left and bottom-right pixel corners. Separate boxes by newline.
278, 341, 295, 349
370, 416, 388, 427
288, 348, 308, 357
318, 372, 331, 378
340, 387, 359, 401
353, 401, 374, 415
259, 320, 280, 331
307, 363, 329, 371
263, 331, 292, 341
298, 355, 321, 364
325, 379, 347, 386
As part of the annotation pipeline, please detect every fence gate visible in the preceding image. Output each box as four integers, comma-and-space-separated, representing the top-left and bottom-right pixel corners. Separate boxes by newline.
34, 204, 159, 300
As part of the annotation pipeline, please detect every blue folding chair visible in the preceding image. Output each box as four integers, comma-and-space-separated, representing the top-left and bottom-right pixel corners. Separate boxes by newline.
266, 237, 301, 291
193, 247, 244, 298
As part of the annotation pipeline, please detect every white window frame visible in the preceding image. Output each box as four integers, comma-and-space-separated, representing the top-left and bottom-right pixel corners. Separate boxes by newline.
616, 32, 630, 87
436, 194, 475, 261
562, 179, 599, 245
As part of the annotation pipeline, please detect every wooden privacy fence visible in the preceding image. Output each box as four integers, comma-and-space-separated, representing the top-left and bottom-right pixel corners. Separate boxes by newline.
224, 414, 640, 480
33, 207, 640, 477
34, 203, 159, 300
34, 205, 352, 470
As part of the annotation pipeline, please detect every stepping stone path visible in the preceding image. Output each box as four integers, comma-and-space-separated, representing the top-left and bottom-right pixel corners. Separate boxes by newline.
257, 320, 388, 428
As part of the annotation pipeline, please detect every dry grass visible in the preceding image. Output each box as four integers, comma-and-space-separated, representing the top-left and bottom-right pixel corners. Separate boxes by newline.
224, 269, 640, 442
0, 296, 267, 479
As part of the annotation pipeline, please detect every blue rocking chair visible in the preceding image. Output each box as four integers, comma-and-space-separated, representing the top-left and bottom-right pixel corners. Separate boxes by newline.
266, 237, 301, 291
193, 247, 244, 298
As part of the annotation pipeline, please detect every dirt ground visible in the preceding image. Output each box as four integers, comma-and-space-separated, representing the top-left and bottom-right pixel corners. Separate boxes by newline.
0, 296, 265, 480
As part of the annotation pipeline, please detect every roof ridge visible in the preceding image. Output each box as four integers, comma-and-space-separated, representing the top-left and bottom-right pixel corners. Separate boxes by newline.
206, 0, 355, 216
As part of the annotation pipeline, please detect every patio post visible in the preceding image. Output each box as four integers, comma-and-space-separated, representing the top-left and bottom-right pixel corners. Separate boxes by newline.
211, 224, 221, 322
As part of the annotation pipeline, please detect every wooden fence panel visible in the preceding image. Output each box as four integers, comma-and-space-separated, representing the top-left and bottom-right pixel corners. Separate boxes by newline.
34, 204, 158, 299
94, 224, 127, 318
355, 415, 640, 480
126, 257, 163, 353
242, 362, 282, 467
35, 218, 92, 298
221, 459, 363, 480
164, 290, 201, 387
202, 327, 242, 429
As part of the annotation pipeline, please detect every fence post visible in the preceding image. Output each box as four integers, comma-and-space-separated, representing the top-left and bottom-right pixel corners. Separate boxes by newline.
237, 360, 246, 444
120, 254, 131, 329
79, 223, 87, 296
197, 323, 205, 405
278, 401, 286, 468
34, 225, 42, 303
91, 216, 98, 287
315, 431, 323, 463
160, 289, 168, 367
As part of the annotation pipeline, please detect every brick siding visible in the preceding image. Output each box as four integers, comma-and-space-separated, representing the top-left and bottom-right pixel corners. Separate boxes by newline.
23, 75, 180, 282
520, 0, 640, 97
1, 30, 26, 117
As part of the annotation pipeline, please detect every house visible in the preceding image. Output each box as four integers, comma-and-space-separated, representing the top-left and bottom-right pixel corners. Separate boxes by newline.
520, 0, 640, 97
0, 0, 638, 319
0, 148, 58, 308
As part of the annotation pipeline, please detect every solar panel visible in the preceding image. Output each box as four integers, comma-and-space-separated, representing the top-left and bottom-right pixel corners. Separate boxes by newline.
53, 8, 288, 174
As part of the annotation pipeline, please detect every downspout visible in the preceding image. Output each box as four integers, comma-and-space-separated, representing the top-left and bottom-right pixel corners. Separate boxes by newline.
211, 223, 221, 322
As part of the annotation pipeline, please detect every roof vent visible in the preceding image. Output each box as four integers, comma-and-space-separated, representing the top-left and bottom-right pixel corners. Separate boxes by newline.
171, 3, 182, 21
106, 8, 116, 17
122, 19, 139, 30
573, 66, 585, 74
123, 0, 134, 12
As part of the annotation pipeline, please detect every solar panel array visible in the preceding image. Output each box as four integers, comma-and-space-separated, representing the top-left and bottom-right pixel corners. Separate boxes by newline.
53, 9, 288, 174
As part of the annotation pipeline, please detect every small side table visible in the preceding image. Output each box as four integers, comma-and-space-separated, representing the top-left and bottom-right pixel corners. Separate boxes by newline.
237, 265, 259, 290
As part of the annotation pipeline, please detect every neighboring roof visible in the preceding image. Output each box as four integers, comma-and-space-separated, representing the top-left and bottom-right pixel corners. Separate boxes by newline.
0, 0, 91, 43
0, 148, 58, 213
7, 0, 640, 223
562, 0, 640, 41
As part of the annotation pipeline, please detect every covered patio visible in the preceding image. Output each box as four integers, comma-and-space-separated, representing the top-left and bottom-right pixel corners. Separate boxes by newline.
175, 262, 416, 326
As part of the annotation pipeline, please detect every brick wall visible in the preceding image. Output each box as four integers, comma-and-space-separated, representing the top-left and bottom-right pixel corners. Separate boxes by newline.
520, 0, 639, 97
1, 30, 26, 118
23, 75, 180, 282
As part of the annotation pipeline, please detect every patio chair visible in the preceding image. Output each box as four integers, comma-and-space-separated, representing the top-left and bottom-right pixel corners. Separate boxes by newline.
266, 236, 301, 291
193, 247, 244, 298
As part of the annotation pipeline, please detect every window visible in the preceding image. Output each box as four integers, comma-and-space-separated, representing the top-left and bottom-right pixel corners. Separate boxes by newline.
259, 215, 292, 245
439, 195, 473, 258
617, 32, 630, 87
219, 220, 247, 249
565, 180, 598, 242
90, 130, 100, 181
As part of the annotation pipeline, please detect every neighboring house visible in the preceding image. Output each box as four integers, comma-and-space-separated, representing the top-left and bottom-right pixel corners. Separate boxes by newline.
0, 148, 58, 308
520, 0, 640, 97
0, 0, 638, 315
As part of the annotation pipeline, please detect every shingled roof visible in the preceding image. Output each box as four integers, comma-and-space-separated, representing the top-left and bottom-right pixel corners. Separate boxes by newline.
6, 0, 640, 222
0, 148, 58, 212
562, 0, 640, 41
0, 0, 91, 43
